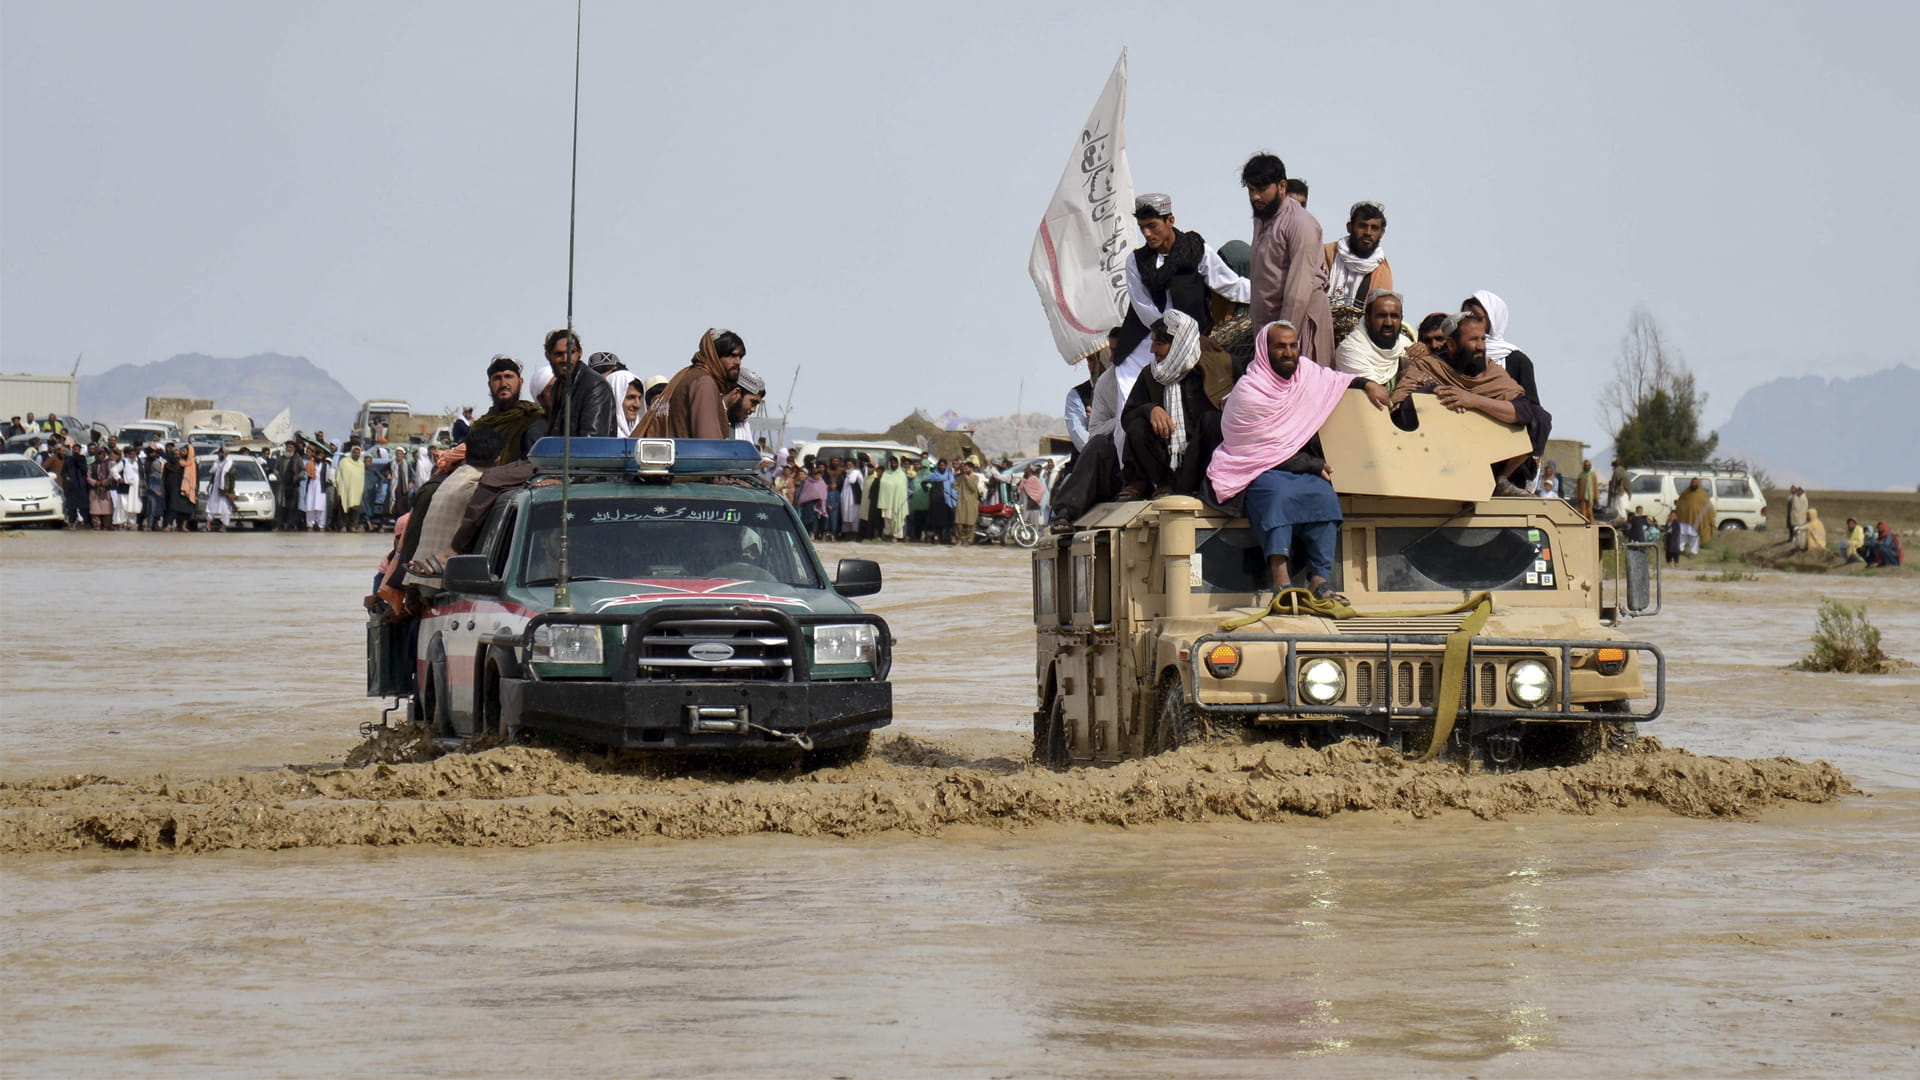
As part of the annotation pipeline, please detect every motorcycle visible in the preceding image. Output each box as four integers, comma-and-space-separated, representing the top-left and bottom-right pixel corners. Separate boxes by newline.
976, 500, 1040, 548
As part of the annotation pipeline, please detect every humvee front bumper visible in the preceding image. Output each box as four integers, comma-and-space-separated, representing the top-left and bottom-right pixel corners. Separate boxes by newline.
496, 605, 893, 751
1184, 632, 1665, 734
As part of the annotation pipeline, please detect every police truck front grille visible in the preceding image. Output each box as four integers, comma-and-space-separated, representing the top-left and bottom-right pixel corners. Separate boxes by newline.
636, 617, 793, 681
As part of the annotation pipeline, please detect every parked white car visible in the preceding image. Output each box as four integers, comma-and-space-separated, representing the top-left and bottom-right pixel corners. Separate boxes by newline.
0, 453, 65, 527
1624, 466, 1769, 531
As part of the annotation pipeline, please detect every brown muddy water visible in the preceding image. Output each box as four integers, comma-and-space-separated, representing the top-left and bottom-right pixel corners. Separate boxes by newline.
2, 530, 1917, 1077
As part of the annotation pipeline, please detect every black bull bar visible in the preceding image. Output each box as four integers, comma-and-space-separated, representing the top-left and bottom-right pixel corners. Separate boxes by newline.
1184, 632, 1665, 731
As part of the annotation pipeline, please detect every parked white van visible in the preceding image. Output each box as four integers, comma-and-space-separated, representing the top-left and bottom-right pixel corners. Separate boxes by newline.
1623, 464, 1768, 531
791, 440, 924, 466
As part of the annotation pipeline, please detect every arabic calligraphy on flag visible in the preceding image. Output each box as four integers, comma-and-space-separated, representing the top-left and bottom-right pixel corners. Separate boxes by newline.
1027, 50, 1135, 364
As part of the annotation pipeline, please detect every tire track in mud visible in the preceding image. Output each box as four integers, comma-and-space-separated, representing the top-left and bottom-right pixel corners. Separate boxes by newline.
0, 734, 1856, 854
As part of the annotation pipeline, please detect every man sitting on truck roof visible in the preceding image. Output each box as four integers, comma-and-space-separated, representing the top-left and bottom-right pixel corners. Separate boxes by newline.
406, 426, 504, 589
1116, 310, 1219, 501
638, 329, 743, 441
540, 330, 618, 440
1208, 321, 1389, 601
1333, 289, 1409, 391
1390, 311, 1552, 497
467, 355, 548, 465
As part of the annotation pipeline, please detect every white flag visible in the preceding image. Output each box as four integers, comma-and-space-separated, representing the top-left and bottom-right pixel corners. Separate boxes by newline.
262, 407, 294, 444
1028, 50, 1135, 365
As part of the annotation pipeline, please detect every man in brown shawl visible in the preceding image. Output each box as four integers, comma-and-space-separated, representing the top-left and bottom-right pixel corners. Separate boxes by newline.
1390, 311, 1553, 495
1673, 478, 1715, 556
1242, 153, 1333, 367
637, 329, 742, 439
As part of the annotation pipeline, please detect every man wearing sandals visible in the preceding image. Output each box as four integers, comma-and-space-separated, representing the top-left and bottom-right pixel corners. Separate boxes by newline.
1208, 321, 1388, 600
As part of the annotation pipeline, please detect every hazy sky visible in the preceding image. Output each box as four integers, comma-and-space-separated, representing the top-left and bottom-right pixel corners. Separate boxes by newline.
5, 0, 1917, 448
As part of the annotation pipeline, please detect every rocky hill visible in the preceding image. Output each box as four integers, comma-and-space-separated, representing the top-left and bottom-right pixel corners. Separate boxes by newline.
77, 353, 360, 437
1716, 364, 1918, 491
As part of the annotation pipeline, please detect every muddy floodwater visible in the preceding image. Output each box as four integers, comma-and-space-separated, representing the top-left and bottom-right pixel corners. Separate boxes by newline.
3, 530, 1917, 1077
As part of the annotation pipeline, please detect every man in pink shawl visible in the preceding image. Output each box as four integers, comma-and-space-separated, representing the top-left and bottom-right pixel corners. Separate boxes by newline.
1209, 321, 1388, 598
1242, 154, 1334, 370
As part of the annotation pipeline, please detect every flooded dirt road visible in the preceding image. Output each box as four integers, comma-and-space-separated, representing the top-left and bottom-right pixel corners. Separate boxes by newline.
3, 530, 1917, 1076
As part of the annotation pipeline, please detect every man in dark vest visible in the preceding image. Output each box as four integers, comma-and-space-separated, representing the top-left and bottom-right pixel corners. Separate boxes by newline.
1110, 193, 1249, 469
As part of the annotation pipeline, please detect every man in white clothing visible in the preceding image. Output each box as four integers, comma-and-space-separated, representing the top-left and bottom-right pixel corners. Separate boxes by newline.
205, 447, 237, 531
1323, 200, 1392, 306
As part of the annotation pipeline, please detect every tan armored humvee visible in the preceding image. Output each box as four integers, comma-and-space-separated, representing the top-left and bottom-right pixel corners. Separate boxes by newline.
1033, 393, 1664, 768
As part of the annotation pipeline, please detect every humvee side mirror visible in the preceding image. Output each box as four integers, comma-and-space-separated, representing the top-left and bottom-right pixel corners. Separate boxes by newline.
444, 553, 503, 596
833, 558, 882, 598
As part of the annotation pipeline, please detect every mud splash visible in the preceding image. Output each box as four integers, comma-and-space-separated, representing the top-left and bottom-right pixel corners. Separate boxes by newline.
0, 733, 1854, 854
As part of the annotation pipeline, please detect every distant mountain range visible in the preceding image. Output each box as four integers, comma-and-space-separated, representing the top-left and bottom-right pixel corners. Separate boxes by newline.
77, 353, 360, 438
1716, 363, 1917, 490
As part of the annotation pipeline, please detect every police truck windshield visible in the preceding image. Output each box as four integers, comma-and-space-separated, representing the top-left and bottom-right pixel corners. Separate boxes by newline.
521, 497, 821, 589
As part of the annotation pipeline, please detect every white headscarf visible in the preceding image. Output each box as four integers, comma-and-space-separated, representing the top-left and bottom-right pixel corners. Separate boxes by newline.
1326, 234, 1388, 305
1149, 309, 1204, 467
1472, 290, 1518, 365
606, 370, 640, 437
1333, 323, 1406, 385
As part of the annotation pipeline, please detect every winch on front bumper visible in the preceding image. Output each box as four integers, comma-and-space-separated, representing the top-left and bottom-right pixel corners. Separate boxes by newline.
1183, 631, 1665, 739
493, 604, 893, 750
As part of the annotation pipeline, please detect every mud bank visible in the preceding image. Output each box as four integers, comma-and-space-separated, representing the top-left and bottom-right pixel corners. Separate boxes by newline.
0, 733, 1855, 854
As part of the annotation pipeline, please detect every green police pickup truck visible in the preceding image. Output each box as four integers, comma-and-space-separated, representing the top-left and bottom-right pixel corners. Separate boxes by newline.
367, 438, 892, 765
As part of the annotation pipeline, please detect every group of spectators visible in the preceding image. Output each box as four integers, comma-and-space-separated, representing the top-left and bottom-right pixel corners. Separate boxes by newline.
1781, 486, 1905, 567
769, 452, 1049, 544
1048, 154, 1554, 597
11, 430, 248, 532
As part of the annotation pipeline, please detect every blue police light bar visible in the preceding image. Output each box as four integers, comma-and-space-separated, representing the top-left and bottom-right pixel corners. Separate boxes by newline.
528, 437, 762, 478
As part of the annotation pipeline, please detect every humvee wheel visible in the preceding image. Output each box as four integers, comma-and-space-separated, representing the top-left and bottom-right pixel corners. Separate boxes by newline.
1033, 689, 1070, 769
1147, 674, 1197, 755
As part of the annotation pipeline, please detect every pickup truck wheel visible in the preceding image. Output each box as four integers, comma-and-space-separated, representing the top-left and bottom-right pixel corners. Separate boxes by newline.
802, 731, 871, 770
478, 657, 503, 739
423, 639, 454, 737
1147, 674, 1196, 755
1033, 689, 1070, 769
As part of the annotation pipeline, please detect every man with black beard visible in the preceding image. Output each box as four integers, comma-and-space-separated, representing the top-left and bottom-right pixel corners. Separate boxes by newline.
468, 355, 549, 464
540, 329, 617, 439
1242, 153, 1334, 369
1333, 289, 1409, 390
1323, 201, 1393, 306
1110, 194, 1248, 431
1390, 311, 1552, 495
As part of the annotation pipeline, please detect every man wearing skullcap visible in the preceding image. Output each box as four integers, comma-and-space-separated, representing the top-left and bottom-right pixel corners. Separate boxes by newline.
1111, 192, 1249, 463
727, 368, 766, 442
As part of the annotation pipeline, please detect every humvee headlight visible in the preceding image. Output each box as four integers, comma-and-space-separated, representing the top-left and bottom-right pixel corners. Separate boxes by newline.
1203, 643, 1241, 679
813, 624, 876, 665
1507, 660, 1553, 706
532, 624, 603, 665
1300, 658, 1345, 704
1596, 647, 1628, 676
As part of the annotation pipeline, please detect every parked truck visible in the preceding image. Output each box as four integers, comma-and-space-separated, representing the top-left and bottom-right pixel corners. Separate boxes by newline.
1, 374, 79, 422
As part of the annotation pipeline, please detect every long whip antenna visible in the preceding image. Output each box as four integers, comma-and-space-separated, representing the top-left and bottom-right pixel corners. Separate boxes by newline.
554, 0, 584, 612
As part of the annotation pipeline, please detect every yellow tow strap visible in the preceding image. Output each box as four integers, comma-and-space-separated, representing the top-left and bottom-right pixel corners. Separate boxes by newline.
1218, 588, 1495, 761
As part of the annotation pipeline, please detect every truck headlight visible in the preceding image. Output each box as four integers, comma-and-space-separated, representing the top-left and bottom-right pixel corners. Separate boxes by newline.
1507, 659, 1553, 707
813, 624, 876, 665
532, 624, 603, 665
1300, 658, 1345, 704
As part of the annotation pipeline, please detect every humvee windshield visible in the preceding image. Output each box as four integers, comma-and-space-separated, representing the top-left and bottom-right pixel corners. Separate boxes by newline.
1375, 526, 1557, 592
1193, 526, 1343, 593
521, 497, 821, 589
